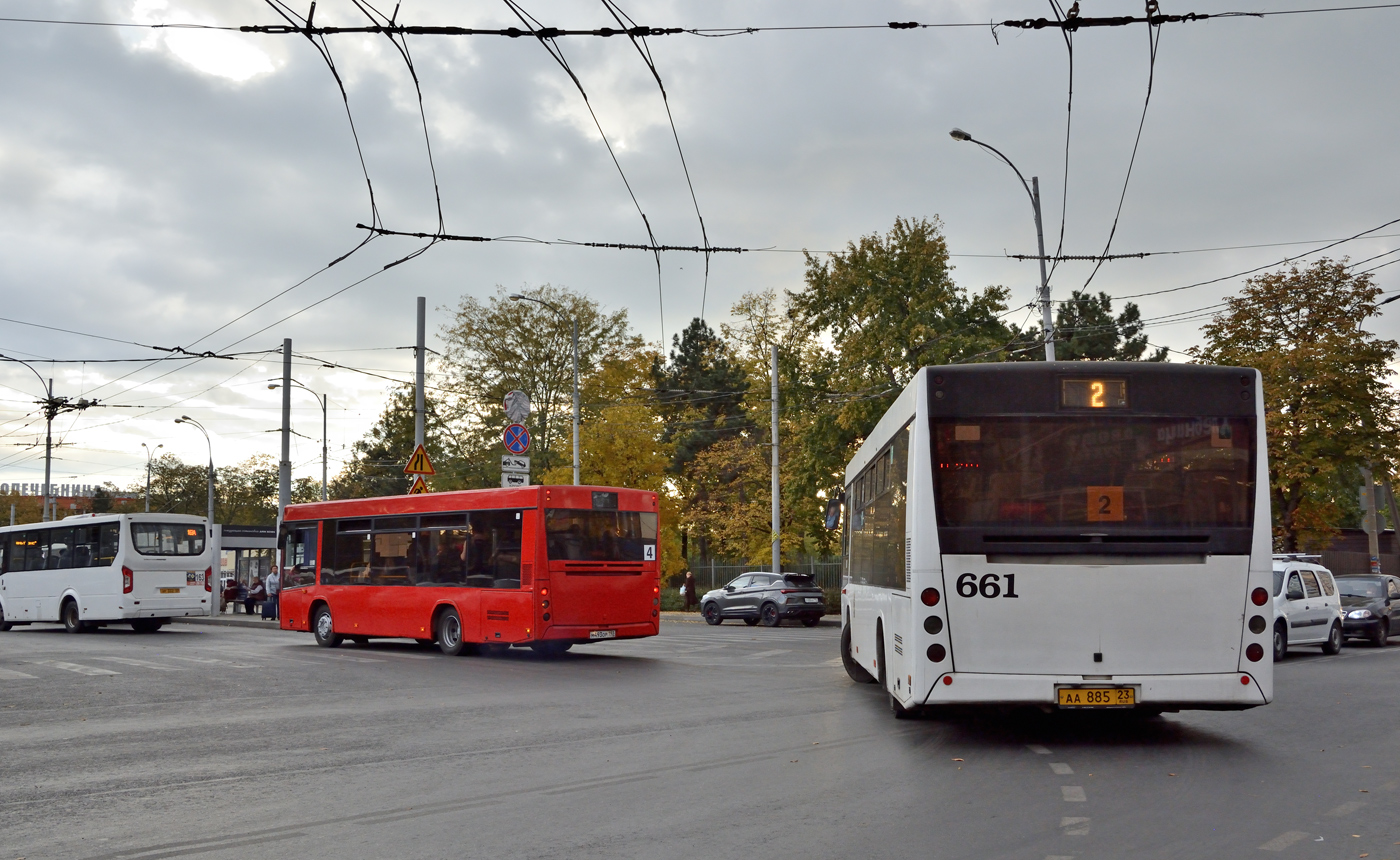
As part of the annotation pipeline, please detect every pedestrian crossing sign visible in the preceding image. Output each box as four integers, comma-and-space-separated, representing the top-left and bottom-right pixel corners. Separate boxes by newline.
407, 475, 428, 495
404, 444, 435, 476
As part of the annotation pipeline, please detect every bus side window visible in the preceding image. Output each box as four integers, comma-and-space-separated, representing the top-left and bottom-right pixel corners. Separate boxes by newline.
98, 523, 119, 567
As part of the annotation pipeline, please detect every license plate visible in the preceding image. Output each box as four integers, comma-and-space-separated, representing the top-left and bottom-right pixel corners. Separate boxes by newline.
589, 630, 617, 640
159, 587, 181, 594
1057, 686, 1135, 707
804, 597, 820, 603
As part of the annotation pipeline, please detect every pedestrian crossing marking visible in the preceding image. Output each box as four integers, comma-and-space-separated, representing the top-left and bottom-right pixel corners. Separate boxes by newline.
745, 649, 792, 659
162, 654, 261, 668
0, 667, 38, 680
31, 660, 119, 676
91, 656, 184, 671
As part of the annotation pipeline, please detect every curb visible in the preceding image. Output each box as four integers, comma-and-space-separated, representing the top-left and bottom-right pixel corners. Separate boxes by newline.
172, 615, 284, 629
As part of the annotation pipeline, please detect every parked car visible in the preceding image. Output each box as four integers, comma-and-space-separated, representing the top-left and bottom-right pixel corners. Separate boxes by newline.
1335, 574, 1400, 647
701, 572, 826, 627
1271, 557, 1343, 660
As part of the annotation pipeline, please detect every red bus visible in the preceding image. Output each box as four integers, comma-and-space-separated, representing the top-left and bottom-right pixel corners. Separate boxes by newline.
277, 485, 660, 655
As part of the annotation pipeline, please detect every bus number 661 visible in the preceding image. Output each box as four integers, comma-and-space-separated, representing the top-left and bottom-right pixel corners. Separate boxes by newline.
956, 573, 1019, 599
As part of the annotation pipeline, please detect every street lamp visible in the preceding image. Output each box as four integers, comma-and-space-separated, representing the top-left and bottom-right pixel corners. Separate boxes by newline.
509, 293, 580, 485
2, 354, 58, 521
174, 416, 215, 528
269, 379, 328, 501
141, 442, 163, 512
949, 128, 1056, 361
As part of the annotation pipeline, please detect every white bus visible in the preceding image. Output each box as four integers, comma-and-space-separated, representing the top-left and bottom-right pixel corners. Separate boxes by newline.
0, 513, 213, 633
838, 362, 1273, 717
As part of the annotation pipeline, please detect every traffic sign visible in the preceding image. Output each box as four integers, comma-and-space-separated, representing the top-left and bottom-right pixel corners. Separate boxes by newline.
503, 423, 531, 455
404, 444, 435, 476
501, 471, 529, 488
407, 475, 428, 495
501, 455, 530, 472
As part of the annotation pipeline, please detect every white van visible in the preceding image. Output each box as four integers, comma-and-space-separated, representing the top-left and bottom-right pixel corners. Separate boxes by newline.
0, 513, 213, 633
1271, 555, 1343, 660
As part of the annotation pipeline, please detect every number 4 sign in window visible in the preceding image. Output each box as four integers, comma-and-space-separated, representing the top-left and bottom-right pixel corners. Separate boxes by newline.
1086, 486, 1125, 522
644, 545, 657, 561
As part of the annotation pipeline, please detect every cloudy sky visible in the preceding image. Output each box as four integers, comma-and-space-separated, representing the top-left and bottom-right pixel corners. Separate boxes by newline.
1, 0, 1397, 495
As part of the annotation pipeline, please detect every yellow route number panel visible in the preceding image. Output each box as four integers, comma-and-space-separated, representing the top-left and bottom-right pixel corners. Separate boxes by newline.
1086, 486, 1125, 522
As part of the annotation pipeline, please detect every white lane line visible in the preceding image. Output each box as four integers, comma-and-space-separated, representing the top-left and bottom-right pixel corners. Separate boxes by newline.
1326, 799, 1367, 816
90, 657, 184, 671
1060, 786, 1086, 802
1258, 831, 1309, 851
0, 667, 38, 680
30, 660, 119, 676
305, 653, 386, 664
1060, 817, 1090, 836
161, 655, 261, 668
1045, 855, 1076, 860
823, 657, 843, 666
673, 645, 730, 654
745, 649, 792, 660
1027, 744, 1052, 755
1050, 762, 1074, 775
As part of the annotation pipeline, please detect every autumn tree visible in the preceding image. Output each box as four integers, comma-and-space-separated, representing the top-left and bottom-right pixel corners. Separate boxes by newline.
331, 385, 457, 498
1193, 258, 1399, 551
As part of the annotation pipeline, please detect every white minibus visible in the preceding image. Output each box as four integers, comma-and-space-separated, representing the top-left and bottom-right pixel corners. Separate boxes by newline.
1, 513, 213, 633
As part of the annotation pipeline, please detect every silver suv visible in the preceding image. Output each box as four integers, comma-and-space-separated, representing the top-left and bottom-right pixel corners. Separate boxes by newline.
701, 572, 826, 627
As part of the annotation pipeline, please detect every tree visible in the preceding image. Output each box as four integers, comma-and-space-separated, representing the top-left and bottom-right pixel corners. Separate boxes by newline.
1021, 289, 1168, 361
331, 385, 456, 498
652, 317, 751, 473
1193, 258, 1399, 551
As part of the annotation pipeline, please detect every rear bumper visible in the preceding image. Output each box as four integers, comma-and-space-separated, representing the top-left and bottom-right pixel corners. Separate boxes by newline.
115, 601, 209, 619
541, 621, 658, 642
780, 603, 825, 617
919, 671, 1270, 710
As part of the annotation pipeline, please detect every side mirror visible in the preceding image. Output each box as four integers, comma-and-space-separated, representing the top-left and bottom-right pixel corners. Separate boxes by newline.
824, 495, 844, 531
724, 585, 735, 593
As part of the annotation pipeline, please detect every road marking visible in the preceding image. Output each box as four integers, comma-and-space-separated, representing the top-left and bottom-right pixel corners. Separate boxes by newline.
1060, 786, 1086, 802
1050, 762, 1074, 775
823, 657, 843, 666
161, 655, 261, 668
745, 649, 792, 659
305, 653, 387, 664
1045, 855, 1076, 859
1258, 831, 1310, 851
1027, 744, 1052, 754
1060, 816, 1090, 836
91, 657, 184, 671
30, 660, 119, 676
1327, 800, 1367, 816
673, 644, 730, 653
0, 667, 38, 680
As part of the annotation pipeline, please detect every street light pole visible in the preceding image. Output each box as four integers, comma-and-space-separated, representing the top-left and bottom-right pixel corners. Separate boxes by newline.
270, 379, 329, 501
141, 442, 163, 512
174, 416, 214, 527
950, 128, 1056, 361
509, 294, 581, 485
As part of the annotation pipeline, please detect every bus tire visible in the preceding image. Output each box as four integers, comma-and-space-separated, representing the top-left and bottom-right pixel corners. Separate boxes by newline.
1322, 621, 1343, 655
760, 602, 781, 627
62, 600, 86, 634
312, 606, 342, 648
702, 603, 722, 625
1272, 622, 1287, 662
436, 608, 469, 656
840, 624, 875, 684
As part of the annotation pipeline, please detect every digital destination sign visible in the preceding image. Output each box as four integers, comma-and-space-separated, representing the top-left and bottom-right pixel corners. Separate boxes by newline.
1061, 379, 1127, 409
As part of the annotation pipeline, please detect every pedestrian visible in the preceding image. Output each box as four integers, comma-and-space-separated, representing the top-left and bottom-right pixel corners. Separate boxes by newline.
221, 577, 239, 614
245, 576, 266, 616
683, 570, 699, 611
265, 566, 280, 621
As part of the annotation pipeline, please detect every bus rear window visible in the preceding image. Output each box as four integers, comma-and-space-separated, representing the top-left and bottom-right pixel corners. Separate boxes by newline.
932, 416, 1255, 528
132, 523, 206, 556
545, 510, 657, 562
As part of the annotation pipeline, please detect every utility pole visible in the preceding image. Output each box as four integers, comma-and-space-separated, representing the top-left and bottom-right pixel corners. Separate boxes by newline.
1032, 177, 1055, 361
320, 391, 328, 501
141, 442, 162, 513
1362, 466, 1382, 575
771, 344, 780, 576
415, 297, 426, 452
2, 357, 102, 522
570, 316, 580, 486
42, 378, 53, 521
279, 338, 292, 526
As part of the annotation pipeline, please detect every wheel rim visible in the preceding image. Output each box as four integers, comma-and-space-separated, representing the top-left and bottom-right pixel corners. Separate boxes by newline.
763, 605, 777, 623
704, 605, 718, 621
315, 611, 333, 640
442, 615, 461, 648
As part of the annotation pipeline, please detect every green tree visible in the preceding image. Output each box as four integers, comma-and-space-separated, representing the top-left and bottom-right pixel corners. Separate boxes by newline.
652, 317, 751, 473
1022, 289, 1168, 361
1193, 258, 1399, 551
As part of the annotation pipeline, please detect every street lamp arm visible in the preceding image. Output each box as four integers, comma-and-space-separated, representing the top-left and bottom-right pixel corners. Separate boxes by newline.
964, 137, 1038, 217
0, 354, 49, 393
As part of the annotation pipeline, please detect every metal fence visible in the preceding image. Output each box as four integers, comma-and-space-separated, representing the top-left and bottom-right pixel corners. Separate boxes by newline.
684, 557, 844, 592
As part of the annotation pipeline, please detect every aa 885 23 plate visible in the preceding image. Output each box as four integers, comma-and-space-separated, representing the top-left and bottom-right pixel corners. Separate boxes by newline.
1056, 686, 1136, 708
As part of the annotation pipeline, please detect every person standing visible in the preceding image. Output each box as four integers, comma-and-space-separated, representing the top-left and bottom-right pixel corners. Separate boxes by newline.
683, 570, 699, 612
265, 566, 280, 621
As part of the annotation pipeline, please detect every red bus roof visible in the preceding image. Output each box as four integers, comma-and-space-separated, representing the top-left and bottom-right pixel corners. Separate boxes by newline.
283, 485, 658, 522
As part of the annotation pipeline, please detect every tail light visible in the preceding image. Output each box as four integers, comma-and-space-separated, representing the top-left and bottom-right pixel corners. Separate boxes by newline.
122, 567, 134, 594
1245, 643, 1264, 662
920, 588, 941, 607
204, 568, 213, 592
1250, 587, 1268, 606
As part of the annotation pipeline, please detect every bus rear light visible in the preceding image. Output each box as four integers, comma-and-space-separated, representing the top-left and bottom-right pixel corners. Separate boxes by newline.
920, 588, 940, 607
942, 675, 953, 686
540, 588, 548, 596
1248, 615, 1266, 634
1250, 587, 1268, 606
122, 567, 133, 594
923, 616, 943, 635
1245, 643, 1264, 662
1240, 675, 1251, 685
926, 644, 947, 663
204, 568, 212, 592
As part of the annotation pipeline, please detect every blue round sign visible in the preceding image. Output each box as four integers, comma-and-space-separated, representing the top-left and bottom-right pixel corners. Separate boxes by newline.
503, 423, 531, 455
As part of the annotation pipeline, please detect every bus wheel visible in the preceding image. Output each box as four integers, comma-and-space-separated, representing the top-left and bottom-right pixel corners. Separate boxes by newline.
312, 606, 342, 648
840, 625, 875, 684
1272, 623, 1287, 662
1322, 622, 1343, 655
702, 603, 722, 625
436, 608, 468, 656
760, 603, 781, 627
62, 601, 86, 634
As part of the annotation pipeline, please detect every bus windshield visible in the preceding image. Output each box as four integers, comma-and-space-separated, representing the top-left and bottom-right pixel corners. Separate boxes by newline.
132, 523, 207, 556
545, 509, 657, 561
931, 416, 1255, 528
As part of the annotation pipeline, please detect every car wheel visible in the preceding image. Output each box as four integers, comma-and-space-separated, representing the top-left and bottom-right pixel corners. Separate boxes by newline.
1272, 623, 1287, 662
62, 600, 86, 634
801, 617, 820, 628
1370, 619, 1389, 648
840, 624, 876, 684
760, 603, 781, 627
702, 603, 722, 626
436, 608, 469, 656
743, 617, 760, 627
312, 606, 342, 648
1322, 621, 1343, 655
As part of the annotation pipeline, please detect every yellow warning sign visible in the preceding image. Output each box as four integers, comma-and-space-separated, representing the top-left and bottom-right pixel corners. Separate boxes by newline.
404, 444, 435, 476
407, 475, 429, 495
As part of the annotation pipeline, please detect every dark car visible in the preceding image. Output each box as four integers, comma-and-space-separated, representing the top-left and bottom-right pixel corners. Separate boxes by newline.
701, 572, 826, 627
1336, 574, 1400, 647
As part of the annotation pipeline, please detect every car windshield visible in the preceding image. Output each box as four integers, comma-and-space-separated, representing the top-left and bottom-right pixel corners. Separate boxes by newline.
783, 574, 818, 588
131, 523, 206, 556
1337, 578, 1384, 598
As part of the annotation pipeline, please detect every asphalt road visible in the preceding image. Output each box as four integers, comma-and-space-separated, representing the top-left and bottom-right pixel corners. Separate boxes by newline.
1, 618, 1398, 860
